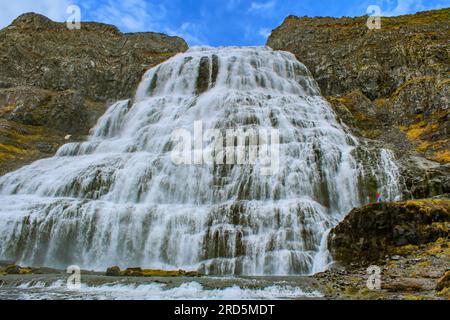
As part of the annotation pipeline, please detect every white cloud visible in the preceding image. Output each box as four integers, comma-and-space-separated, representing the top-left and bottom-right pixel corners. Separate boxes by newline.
165, 22, 207, 46
0, 0, 72, 29
249, 1, 276, 12
226, 0, 243, 11
258, 28, 272, 39
90, 0, 165, 32
0, 0, 162, 32
377, 0, 449, 16
381, 0, 425, 16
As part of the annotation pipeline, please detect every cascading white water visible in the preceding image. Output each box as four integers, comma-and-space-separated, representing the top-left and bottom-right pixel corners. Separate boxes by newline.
0, 47, 402, 275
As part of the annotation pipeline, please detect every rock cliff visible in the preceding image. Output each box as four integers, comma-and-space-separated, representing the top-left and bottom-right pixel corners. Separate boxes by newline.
0, 13, 187, 175
268, 8, 449, 166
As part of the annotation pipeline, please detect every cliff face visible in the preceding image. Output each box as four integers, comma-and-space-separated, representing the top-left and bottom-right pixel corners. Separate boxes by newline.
0, 13, 188, 175
268, 9, 449, 165
324, 199, 450, 299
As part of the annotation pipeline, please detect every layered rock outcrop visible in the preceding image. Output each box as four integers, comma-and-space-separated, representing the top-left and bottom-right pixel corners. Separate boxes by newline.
328, 199, 449, 265
0, 13, 188, 175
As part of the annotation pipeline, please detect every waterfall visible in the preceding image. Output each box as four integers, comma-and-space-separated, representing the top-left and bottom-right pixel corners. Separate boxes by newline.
0, 47, 402, 275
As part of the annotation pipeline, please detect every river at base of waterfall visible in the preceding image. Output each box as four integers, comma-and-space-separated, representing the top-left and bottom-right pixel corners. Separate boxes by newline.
0, 274, 323, 300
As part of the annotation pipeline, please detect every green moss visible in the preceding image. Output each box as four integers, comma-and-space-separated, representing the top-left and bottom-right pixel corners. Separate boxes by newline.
391, 76, 434, 100
404, 295, 425, 300
0, 104, 16, 117
399, 121, 439, 141
383, 8, 450, 27
426, 238, 450, 256
323, 284, 337, 297
432, 150, 450, 163
437, 78, 450, 91
344, 286, 359, 295
415, 260, 431, 268
327, 95, 351, 105
140, 269, 198, 277
281, 9, 450, 32
436, 287, 449, 298
0, 143, 27, 155
402, 199, 449, 208
19, 267, 33, 274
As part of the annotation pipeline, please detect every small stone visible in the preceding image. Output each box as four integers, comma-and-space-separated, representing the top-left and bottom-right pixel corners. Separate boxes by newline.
5, 264, 21, 274
414, 106, 423, 114
391, 255, 401, 260
123, 267, 143, 277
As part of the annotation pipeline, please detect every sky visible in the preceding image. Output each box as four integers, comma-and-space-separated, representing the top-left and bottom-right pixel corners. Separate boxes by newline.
0, 0, 448, 46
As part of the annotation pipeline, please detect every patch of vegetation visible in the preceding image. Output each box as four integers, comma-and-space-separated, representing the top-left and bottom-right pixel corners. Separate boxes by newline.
404, 295, 425, 300
399, 121, 438, 140
432, 150, 450, 163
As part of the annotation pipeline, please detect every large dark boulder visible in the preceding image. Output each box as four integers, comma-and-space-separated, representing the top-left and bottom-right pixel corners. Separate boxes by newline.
328, 200, 450, 265
106, 266, 121, 276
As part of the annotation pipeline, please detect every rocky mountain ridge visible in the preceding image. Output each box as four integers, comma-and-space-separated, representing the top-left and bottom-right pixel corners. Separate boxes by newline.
268, 8, 449, 166
0, 13, 187, 175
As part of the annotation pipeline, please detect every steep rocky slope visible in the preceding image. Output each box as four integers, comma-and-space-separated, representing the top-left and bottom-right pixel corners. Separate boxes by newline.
268, 8, 449, 166
0, 13, 188, 175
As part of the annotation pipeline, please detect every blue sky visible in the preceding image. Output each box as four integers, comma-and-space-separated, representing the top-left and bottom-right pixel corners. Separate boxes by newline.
1, 0, 448, 46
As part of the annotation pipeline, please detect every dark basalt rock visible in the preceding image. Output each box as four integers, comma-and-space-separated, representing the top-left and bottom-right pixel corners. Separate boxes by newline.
106, 266, 121, 276
197, 56, 211, 94
211, 54, 220, 87
109, 267, 200, 277
4, 264, 21, 274
328, 200, 450, 265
